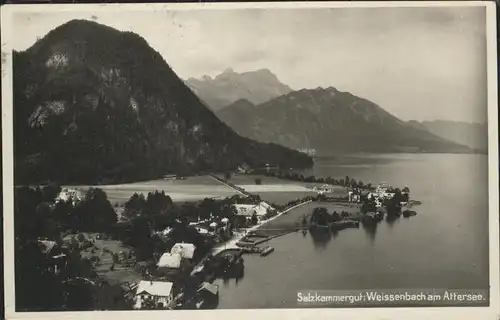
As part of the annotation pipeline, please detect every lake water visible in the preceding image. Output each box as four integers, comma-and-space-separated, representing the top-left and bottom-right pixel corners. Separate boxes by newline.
213, 153, 490, 308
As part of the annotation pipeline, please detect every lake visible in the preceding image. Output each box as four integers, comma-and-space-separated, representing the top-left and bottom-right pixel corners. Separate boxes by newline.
213, 153, 490, 308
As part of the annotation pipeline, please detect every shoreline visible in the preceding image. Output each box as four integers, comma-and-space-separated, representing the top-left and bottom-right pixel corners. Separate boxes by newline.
213, 200, 312, 255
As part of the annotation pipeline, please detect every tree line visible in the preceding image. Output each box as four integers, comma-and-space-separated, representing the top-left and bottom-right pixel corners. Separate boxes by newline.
261, 171, 372, 189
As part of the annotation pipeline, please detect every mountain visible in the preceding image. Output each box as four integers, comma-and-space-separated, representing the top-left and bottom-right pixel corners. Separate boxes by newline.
216, 87, 473, 155
407, 120, 488, 153
13, 20, 312, 185
185, 68, 293, 111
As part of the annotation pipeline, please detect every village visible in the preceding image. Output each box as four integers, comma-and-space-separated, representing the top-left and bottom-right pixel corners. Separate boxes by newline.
29, 166, 420, 311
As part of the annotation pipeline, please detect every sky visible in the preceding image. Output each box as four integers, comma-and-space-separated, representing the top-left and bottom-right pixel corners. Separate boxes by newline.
12, 5, 488, 122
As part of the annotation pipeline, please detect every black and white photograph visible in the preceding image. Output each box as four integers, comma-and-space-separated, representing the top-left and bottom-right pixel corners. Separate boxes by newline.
2, 2, 498, 320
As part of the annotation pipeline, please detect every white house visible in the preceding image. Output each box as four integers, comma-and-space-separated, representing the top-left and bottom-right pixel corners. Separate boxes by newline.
234, 202, 274, 218
195, 226, 210, 235
134, 280, 174, 309
171, 243, 196, 260
157, 252, 182, 276
349, 193, 360, 203
55, 188, 83, 205
375, 183, 390, 195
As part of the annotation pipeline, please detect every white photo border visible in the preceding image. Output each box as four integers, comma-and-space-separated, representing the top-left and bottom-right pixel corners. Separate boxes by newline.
1, 1, 498, 320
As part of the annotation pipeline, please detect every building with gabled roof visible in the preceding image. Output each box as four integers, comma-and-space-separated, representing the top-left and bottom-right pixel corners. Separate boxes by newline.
171, 243, 196, 260
157, 252, 183, 276
134, 280, 174, 309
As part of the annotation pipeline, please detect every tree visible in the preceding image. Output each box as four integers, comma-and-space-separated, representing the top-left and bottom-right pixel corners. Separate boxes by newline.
350, 178, 357, 187
220, 204, 237, 219
145, 191, 173, 215
255, 178, 262, 185
77, 233, 86, 243
224, 172, 232, 180
331, 211, 341, 222
123, 216, 153, 261
361, 197, 377, 214
15, 240, 65, 311
124, 193, 147, 217
74, 188, 117, 232
53, 200, 75, 231
36, 202, 60, 239
151, 212, 176, 232
15, 187, 44, 241
198, 198, 217, 220
251, 213, 259, 225
310, 207, 330, 226
41, 183, 62, 203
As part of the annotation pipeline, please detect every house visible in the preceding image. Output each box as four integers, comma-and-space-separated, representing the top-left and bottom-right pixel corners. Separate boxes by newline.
237, 163, 252, 174
171, 243, 196, 260
134, 280, 174, 309
196, 282, 219, 308
348, 192, 360, 203
164, 175, 177, 180
38, 240, 57, 255
375, 183, 390, 194
157, 252, 183, 276
234, 204, 256, 216
38, 240, 67, 275
55, 188, 83, 205
195, 226, 210, 235
234, 202, 273, 219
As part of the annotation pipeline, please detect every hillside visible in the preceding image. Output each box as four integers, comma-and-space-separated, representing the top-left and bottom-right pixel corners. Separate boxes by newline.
185, 68, 293, 111
13, 20, 312, 185
216, 87, 472, 155
407, 120, 488, 153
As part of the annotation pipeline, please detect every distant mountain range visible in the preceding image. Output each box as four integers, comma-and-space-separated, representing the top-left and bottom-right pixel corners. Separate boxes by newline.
216, 87, 473, 155
185, 68, 293, 111
407, 120, 487, 153
13, 20, 312, 185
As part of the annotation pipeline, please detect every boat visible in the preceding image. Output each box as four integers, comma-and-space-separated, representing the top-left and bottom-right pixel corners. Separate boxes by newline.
260, 246, 274, 257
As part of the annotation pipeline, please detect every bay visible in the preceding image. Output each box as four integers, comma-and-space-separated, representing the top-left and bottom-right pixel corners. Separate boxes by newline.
214, 153, 490, 309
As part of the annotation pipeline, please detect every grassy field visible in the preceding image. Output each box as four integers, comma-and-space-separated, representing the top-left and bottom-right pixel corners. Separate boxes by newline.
257, 191, 318, 206
222, 173, 348, 206
79, 233, 142, 286
68, 173, 349, 208
68, 175, 239, 206
219, 174, 305, 186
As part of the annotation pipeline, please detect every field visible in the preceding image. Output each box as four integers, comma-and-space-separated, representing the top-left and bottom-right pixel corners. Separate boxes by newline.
257, 191, 317, 206
218, 174, 306, 186
68, 175, 239, 206
78, 233, 142, 286
68, 173, 350, 208
221, 173, 348, 205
